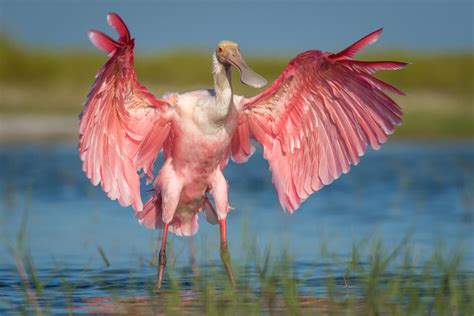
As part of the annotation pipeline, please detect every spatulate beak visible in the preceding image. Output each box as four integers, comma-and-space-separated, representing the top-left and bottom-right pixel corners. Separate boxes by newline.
225, 48, 267, 88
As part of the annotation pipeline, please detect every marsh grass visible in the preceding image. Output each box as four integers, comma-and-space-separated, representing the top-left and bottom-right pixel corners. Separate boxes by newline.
1, 36, 472, 95
1, 35, 473, 138
3, 210, 474, 315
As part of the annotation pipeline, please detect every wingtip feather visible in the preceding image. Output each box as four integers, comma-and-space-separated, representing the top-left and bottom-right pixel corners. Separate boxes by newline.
331, 27, 385, 61
373, 27, 384, 37
107, 12, 131, 42
88, 29, 118, 54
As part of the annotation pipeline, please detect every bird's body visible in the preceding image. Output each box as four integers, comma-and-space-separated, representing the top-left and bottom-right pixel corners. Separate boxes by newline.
80, 13, 406, 287
138, 54, 248, 235
147, 87, 240, 235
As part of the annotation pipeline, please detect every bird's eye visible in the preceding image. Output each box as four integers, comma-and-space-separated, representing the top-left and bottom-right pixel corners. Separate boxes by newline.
217, 47, 223, 54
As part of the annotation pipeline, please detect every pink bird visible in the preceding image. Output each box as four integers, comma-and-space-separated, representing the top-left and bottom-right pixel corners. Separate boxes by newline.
79, 13, 406, 288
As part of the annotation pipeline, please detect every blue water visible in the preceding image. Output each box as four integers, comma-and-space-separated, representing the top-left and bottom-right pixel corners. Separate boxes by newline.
0, 141, 473, 312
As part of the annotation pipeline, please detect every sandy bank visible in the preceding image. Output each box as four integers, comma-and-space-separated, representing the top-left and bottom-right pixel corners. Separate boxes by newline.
0, 115, 78, 143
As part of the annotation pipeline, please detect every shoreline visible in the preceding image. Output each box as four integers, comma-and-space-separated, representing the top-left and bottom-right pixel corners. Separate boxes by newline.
0, 114, 473, 144
0, 114, 79, 143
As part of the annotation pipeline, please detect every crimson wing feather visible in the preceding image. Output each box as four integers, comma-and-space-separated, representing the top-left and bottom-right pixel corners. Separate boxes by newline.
79, 13, 172, 212
231, 29, 406, 212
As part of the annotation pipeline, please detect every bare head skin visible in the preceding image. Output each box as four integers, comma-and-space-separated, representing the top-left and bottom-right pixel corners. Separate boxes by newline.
215, 40, 267, 88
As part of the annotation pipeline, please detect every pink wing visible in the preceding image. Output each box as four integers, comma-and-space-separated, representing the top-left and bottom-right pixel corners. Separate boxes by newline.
231, 29, 407, 212
79, 13, 172, 212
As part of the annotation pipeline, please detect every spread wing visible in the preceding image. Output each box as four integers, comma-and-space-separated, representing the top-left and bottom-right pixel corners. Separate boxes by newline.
79, 13, 173, 212
231, 29, 407, 212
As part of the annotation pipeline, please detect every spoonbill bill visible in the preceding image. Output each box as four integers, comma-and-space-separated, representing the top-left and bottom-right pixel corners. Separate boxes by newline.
79, 13, 406, 288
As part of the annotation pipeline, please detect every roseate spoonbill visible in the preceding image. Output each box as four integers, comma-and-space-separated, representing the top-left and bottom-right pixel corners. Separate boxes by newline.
79, 13, 406, 288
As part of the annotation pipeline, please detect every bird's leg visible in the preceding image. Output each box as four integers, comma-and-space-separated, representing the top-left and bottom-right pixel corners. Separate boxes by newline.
157, 223, 169, 289
189, 237, 200, 278
219, 218, 236, 288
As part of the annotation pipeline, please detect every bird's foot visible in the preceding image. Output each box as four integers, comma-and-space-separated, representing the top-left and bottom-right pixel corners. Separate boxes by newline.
220, 243, 236, 288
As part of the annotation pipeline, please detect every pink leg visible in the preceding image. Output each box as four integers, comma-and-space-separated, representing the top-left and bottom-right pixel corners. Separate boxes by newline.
155, 161, 182, 288
157, 223, 169, 288
210, 169, 235, 286
219, 218, 236, 288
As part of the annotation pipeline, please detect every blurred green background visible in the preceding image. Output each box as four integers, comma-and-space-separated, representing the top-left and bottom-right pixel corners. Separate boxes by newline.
0, 1, 473, 141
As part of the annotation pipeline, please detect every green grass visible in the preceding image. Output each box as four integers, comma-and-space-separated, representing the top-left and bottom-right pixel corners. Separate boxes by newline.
1, 166, 473, 314
6, 238, 474, 315
0, 35, 473, 138
1, 36, 473, 94
3, 211, 474, 315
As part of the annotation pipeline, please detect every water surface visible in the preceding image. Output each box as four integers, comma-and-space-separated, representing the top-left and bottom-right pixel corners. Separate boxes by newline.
0, 141, 473, 313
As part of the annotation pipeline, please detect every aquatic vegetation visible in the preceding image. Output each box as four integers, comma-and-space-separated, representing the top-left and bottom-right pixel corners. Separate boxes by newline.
1, 35, 472, 96
2, 214, 473, 315
0, 35, 473, 139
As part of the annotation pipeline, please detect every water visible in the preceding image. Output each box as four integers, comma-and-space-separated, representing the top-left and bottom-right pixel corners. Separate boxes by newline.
0, 141, 473, 313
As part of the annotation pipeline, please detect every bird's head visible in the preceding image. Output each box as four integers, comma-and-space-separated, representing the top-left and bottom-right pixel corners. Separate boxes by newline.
215, 40, 267, 88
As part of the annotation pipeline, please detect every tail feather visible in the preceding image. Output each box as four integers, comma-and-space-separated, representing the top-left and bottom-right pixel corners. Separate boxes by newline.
169, 214, 199, 237
330, 28, 383, 61
136, 193, 201, 236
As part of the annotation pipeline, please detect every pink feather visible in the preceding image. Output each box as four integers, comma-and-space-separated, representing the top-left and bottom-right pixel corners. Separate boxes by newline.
330, 28, 383, 61
232, 29, 405, 212
79, 14, 170, 213
107, 12, 131, 42
82, 15, 406, 237
88, 30, 119, 55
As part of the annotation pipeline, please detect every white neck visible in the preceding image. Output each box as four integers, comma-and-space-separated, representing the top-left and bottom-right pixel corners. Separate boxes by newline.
211, 53, 233, 122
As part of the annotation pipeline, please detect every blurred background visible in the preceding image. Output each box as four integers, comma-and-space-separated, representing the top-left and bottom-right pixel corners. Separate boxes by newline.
0, 0, 473, 313
1, 1, 472, 140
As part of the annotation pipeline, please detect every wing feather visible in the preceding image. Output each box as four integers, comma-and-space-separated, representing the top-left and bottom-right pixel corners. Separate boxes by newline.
79, 13, 172, 212
232, 30, 406, 212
